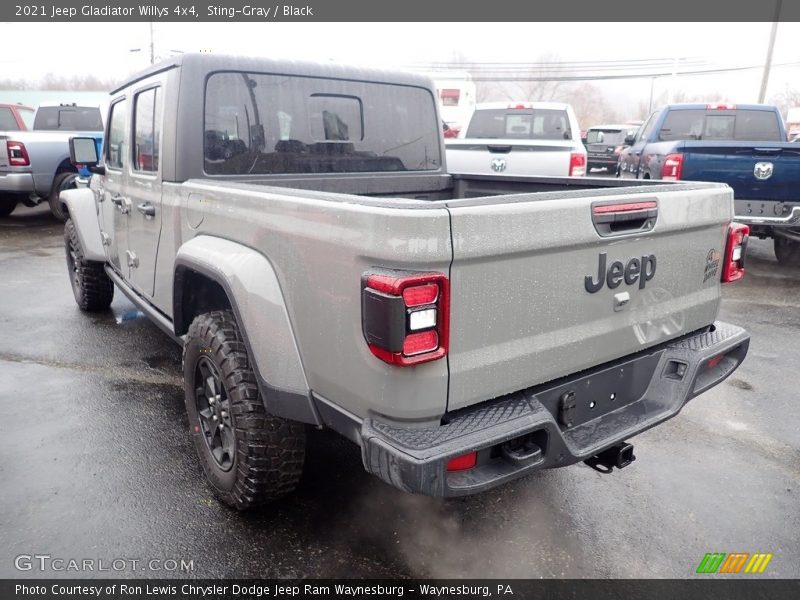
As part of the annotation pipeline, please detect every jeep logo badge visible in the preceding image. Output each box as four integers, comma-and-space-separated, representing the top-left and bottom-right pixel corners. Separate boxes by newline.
754, 161, 774, 180
585, 252, 657, 293
490, 158, 507, 172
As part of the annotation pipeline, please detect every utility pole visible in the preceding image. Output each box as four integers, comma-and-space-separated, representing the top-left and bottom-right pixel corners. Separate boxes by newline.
149, 22, 155, 65
758, 0, 782, 103
668, 57, 678, 104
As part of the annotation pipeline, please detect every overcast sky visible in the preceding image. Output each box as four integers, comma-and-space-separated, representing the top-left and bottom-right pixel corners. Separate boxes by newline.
2, 21, 799, 110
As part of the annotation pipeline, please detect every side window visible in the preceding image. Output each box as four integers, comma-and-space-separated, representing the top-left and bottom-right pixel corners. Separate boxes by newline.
0, 107, 18, 130
133, 87, 162, 172
106, 99, 127, 170
18, 108, 34, 130
636, 112, 657, 143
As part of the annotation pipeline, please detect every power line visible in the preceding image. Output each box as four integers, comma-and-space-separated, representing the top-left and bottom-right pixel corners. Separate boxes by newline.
410, 60, 800, 83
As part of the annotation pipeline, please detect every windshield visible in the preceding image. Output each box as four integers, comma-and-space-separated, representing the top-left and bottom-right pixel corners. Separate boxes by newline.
203, 72, 441, 175
466, 108, 572, 140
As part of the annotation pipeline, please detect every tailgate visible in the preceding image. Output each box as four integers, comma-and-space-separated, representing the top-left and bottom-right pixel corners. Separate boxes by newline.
680, 141, 800, 202
446, 139, 578, 177
0, 137, 8, 169
445, 183, 732, 411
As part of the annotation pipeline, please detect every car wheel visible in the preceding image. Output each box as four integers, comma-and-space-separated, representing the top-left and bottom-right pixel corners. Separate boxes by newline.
64, 219, 114, 311
49, 171, 78, 222
774, 235, 800, 267
0, 198, 17, 218
183, 310, 306, 510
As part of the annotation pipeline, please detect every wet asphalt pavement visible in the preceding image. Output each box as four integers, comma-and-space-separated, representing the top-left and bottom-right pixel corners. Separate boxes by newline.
1, 202, 798, 579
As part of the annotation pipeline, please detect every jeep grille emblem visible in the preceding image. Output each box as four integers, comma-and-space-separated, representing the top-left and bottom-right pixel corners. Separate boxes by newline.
754, 161, 774, 180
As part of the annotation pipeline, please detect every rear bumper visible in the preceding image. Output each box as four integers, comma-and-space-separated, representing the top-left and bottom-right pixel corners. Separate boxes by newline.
361, 321, 749, 497
0, 171, 34, 194
734, 200, 800, 228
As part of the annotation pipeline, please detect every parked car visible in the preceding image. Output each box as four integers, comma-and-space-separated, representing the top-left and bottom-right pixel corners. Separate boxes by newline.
618, 103, 800, 265
0, 103, 103, 220
442, 120, 460, 139
0, 103, 34, 132
446, 102, 586, 177
63, 54, 748, 508
582, 123, 638, 173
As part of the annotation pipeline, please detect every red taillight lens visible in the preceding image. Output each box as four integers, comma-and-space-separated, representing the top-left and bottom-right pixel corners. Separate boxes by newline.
362, 270, 449, 366
706, 103, 736, 110
661, 153, 684, 181
403, 330, 438, 356
447, 451, 477, 471
7, 141, 29, 166
402, 283, 438, 306
569, 152, 586, 177
722, 223, 749, 283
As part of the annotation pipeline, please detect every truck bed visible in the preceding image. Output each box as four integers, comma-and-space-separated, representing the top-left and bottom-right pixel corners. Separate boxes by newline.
171, 174, 731, 419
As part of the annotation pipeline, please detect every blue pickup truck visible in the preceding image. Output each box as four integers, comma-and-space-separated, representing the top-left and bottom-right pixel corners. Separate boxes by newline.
618, 103, 800, 266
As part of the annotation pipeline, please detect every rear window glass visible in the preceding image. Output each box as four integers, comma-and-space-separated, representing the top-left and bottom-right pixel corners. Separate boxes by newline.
658, 109, 782, 142
586, 129, 630, 145
466, 108, 572, 140
33, 106, 103, 131
203, 72, 441, 175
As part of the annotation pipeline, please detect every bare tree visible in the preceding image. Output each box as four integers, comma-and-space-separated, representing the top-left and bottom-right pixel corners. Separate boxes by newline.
564, 83, 622, 128
0, 74, 120, 92
769, 84, 800, 120
505, 53, 566, 102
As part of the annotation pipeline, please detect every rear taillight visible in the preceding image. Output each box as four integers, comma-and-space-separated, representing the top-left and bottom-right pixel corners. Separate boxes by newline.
7, 141, 29, 166
722, 223, 749, 283
661, 153, 684, 181
362, 270, 449, 366
706, 103, 736, 110
569, 152, 586, 177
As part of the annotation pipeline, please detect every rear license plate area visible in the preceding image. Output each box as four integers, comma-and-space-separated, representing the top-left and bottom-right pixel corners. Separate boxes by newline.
537, 351, 663, 429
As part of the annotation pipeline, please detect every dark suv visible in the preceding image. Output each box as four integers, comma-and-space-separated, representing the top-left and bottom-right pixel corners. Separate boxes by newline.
583, 124, 638, 173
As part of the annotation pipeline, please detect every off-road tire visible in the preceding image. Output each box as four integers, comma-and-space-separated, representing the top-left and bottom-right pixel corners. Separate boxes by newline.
183, 310, 306, 510
0, 198, 17, 217
774, 235, 800, 267
49, 171, 78, 222
64, 219, 114, 311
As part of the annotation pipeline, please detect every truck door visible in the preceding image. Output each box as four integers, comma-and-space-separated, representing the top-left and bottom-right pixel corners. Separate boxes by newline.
100, 98, 130, 277
126, 85, 164, 298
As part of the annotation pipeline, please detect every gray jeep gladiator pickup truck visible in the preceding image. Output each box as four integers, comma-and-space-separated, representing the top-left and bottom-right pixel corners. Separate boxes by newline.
62, 54, 750, 509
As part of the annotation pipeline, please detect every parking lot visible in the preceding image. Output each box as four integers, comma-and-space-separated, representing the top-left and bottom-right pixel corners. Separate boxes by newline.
1, 203, 798, 579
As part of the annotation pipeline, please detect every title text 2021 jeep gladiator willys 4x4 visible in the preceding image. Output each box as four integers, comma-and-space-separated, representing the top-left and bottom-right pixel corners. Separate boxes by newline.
62, 54, 750, 509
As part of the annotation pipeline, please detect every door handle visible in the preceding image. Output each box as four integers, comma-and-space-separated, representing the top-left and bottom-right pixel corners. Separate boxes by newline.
136, 202, 155, 217
111, 194, 130, 214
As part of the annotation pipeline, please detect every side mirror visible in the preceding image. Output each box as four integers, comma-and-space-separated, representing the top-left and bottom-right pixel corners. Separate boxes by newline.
623, 133, 636, 145
69, 137, 99, 167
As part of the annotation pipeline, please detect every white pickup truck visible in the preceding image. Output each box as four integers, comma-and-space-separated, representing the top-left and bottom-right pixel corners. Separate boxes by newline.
445, 102, 587, 177
0, 103, 103, 221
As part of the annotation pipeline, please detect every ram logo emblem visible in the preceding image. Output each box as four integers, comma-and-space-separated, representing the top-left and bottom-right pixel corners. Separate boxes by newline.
490, 158, 507, 172
754, 162, 773, 180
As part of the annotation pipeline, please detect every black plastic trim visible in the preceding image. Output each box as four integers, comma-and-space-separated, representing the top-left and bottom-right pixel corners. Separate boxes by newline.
360, 321, 749, 497
172, 258, 321, 426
